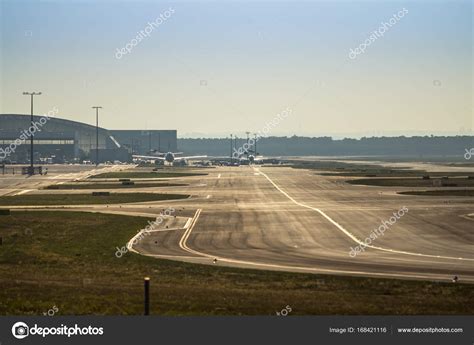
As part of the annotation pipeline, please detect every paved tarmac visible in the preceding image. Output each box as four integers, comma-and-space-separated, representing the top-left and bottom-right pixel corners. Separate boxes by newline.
2, 163, 473, 282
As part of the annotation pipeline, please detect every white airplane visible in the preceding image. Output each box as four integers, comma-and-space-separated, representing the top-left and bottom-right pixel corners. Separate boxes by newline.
239, 154, 265, 165
234, 148, 265, 165
133, 151, 207, 165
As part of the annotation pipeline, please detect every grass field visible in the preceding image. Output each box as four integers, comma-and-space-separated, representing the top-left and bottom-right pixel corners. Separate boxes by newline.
89, 171, 208, 179
290, 161, 474, 178
291, 161, 423, 177
0, 211, 472, 315
0, 193, 189, 206
44, 182, 187, 190
323, 171, 473, 177
399, 190, 474, 196
346, 177, 474, 187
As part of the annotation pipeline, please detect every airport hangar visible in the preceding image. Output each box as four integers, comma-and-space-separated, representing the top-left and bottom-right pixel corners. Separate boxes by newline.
0, 114, 177, 163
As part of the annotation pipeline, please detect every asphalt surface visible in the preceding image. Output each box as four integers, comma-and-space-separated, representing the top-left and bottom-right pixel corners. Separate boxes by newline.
1, 163, 473, 283
0, 164, 124, 197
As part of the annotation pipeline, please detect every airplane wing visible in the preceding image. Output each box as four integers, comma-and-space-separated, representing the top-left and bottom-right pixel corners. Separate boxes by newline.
173, 155, 208, 161
208, 156, 232, 159
132, 155, 166, 160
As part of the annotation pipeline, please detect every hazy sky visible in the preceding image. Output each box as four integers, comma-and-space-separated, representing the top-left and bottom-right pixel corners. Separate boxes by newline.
0, 0, 472, 138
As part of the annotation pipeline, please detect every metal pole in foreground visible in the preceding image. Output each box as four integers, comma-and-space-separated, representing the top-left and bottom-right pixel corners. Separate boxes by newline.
144, 277, 150, 315
92, 106, 102, 166
23, 92, 42, 174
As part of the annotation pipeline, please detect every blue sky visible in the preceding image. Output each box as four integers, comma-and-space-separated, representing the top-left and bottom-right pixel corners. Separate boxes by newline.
0, 0, 472, 137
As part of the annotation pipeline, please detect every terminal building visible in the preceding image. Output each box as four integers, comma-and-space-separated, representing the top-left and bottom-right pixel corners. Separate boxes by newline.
0, 114, 177, 163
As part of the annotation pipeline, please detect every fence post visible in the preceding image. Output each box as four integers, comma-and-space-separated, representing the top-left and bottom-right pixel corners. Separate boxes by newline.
144, 277, 150, 315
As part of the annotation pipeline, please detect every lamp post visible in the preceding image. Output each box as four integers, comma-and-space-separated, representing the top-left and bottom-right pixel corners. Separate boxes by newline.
254, 133, 258, 156
246, 131, 250, 158
92, 106, 102, 166
230, 134, 233, 164
234, 136, 238, 161
22, 92, 42, 175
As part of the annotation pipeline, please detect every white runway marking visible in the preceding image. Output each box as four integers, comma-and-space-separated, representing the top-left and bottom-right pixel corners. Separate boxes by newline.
52, 174, 65, 180
177, 209, 471, 281
15, 189, 32, 196
145, 227, 183, 233
255, 168, 474, 262
146, 254, 200, 259
179, 209, 205, 257
184, 218, 193, 229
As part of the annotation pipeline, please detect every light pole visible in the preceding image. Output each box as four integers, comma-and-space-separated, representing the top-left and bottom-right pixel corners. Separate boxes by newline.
234, 136, 238, 160
254, 133, 258, 156
246, 131, 250, 157
92, 106, 102, 166
23, 92, 42, 174
230, 134, 233, 164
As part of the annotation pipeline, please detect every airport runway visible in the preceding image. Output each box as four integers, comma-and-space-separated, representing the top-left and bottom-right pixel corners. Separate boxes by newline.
2, 164, 473, 282
127, 165, 474, 283
0, 164, 128, 197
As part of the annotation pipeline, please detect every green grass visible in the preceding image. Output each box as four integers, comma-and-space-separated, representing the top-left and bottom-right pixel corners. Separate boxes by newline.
346, 177, 474, 187
44, 182, 187, 190
89, 171, 207, 179
0, 193, 189, 206
399, 190, 474, 196
0, 211, 473, 315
